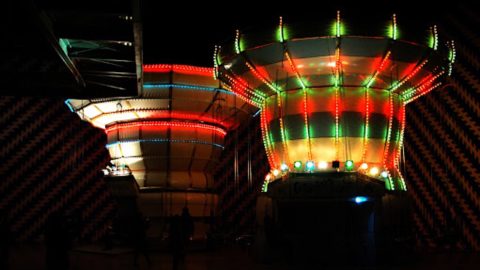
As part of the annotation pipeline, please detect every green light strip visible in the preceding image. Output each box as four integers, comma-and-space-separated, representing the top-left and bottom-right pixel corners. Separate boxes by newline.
336, 11, 341, 37
235, 30, 241, 54
447, 40, 456, 76
448, 40, 456, 62
331, 11, 344, 37
334, 48, 341, 87
399, 174, 407, 191
387, 14, 398, 40
213, 45, 219, 79
277, 16, 285, 42
383, 91, 394, 166
333, 36, 342, 160
388, 175, 395, 191
277, 93, 290, 164
260, 105, 276, 168
394, 104, 406, 188
362, 87, 369, 162
385, 176, 392, 190
284, 51, 307, 89
392, 14, 397, 40
262, 179, 269, 192
303, 88, 312, 160
429, 25, 438, 50
335, 86, 340, 160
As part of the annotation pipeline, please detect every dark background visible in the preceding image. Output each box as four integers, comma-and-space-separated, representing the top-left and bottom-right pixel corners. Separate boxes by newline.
1, 0, 479, 251
141, 0, 453, 65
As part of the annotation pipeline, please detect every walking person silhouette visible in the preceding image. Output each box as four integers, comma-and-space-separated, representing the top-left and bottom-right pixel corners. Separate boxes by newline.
132, 211, 151, 267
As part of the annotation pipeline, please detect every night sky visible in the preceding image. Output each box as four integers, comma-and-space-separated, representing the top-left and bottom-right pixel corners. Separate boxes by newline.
141, 0, 454, 66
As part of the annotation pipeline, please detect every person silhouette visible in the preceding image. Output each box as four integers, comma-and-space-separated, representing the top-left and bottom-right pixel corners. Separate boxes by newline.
181, 207, 194, 243
132, 212, 151, 267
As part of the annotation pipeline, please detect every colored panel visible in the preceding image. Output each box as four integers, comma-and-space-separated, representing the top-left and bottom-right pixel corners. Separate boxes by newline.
368, 113, 388, 139
309, 112, 336, 138
365, 139, 386, 163
272, 140, 286, 164
342, 37, 389, 57
283, 114, 306, 140
310, 137, 337, 162
286, 139, 310, 163
340, 137, 365, 162
309, 87, 336, 113
282, 89, 304, 116
268, 118, 283, 142
286, 38, 337, 59
341, 112, 365, 137
143, 157, 169, 171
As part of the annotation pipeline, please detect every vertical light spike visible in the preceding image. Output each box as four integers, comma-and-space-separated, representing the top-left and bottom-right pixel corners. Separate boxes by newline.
383, 91, 394, 166
392, 14, 398, 40
260, 104, 276, 168
394, 103, 406, 189
336, 10, 341, 38
277, 93, 289, 164
334, 35, 342, 160
303, 88, 312, 160
448, 40, 456, 63
362, 87, 369, 162
399, 174, 407, 191
385, 176, 392, 190
235, 30, 241, 54
388, 175, 396, 191
334, 48, 341, 87
213, 45, 219, 79
262, 179, 269, 192
278, 16, 285, 42
447, 40, 456, 76
335, 86, 340, 160
429, 25, 439, 50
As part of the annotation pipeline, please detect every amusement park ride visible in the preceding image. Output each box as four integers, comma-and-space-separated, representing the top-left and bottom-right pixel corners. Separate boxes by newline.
215, 12, 454, 262
66, 64, 256, 238
67, 11, 454, 263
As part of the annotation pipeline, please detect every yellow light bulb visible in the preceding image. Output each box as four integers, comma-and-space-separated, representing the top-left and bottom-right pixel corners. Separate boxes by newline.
318, 161, 328, 169
369, 167, 379, 176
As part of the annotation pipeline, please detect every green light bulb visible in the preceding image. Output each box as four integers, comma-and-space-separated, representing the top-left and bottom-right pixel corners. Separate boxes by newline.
294, 161, 302, 169
345, 160, 354, 171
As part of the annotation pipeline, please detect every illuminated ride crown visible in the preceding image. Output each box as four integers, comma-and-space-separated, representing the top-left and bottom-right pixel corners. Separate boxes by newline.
216, 13, 455, 191
66, 64, 255, 216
